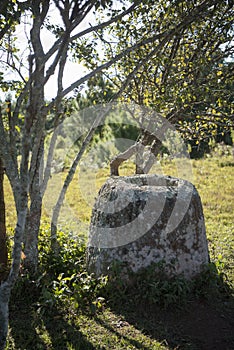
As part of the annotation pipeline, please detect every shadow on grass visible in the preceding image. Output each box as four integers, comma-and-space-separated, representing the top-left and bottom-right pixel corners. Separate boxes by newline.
9, 303, 97, 350
105, 265, 234, 350
41, 308, 97, 350
93, 314, 155, 350
8, 279, 96, 350
7, 264, 234, 350
108, 297, 234, 350
8, 303, 46, 349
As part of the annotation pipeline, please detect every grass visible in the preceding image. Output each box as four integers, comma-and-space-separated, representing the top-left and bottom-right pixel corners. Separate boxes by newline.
3, 149, 234, 349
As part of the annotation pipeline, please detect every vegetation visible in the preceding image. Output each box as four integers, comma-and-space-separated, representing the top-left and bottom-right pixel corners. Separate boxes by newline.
93, 0, 234, 162
0, 0, 233, 347
3, 147, 234, 349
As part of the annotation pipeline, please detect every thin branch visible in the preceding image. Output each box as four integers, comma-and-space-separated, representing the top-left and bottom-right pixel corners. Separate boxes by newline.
43, 0, 141, 72
70, 0, 97, 31
70, 1, 141, 42
0, 107, 19, 194
161, 33, 183, 85
41, 116, 61, 196
0, 59, 27, 83
53, 32, 167, 102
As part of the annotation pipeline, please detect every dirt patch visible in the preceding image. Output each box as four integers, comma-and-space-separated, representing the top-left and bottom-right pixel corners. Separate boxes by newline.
176, 300, 233, 349
113, 298, 234, 350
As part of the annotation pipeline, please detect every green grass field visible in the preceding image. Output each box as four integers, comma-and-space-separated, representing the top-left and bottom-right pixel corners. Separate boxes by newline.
4, 150, 234, 350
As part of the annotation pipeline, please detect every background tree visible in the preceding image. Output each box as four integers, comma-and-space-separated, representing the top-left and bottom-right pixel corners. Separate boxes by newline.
95, 0, 234, 170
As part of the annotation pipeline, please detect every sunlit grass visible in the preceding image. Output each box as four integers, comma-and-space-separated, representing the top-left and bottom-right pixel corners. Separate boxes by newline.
50, 154, 232, 284
4, 152, 234, 350
4, 155, 233, 276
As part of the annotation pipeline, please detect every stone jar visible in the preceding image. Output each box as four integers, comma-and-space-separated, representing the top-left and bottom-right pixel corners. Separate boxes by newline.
87, 174, 209, 279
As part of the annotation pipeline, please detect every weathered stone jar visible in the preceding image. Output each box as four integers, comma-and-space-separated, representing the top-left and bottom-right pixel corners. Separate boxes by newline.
87, 174, 209, 279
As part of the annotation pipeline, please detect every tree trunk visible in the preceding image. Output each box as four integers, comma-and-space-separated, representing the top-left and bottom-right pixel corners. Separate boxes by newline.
0, 157, 7, 282
24, 195, 42, 273
0, 202, 28, 349
0, 282, 10, 350
24, 148, 43, 273
110, 142, 140, 176
135, 143, 145, 174
143, 138, 162, 174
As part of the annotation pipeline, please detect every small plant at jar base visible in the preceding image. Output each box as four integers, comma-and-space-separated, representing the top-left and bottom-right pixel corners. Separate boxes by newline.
49, 271, 108, 311
103, 260, 233, 309
131, 264, 192, 308
35, 226, 108, 314
103, 262, 192, 309
38, 224, 87, 278
191, 262, 233, 300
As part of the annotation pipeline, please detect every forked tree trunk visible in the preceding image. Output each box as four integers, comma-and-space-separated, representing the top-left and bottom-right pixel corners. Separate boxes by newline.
110, 142, 140, 176
0, 157, 7, 282
0, 203, 28, 349
110, 135, 162, 176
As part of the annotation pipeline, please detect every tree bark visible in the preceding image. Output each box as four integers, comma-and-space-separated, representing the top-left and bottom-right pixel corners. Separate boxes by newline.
0, 157, 7, 282
143, 138, 162, 174
24, 139, 44, 272
22, 0, 47, 272
135, 143, 145, 174
0, 203, 28, 349
110, 142, 140, 176
24, 195, 42, 273
0, 281, 9, 350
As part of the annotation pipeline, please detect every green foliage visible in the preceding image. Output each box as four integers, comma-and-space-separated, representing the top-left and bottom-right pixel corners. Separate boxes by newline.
192, 261, 232, 300
94, 0, 234, 146
0, 1, 25, 40
75, 76, 117, 107
11, 223, 231, 320
35, 226, 108, 313
104, 260, 233, 309
13, 226, 232, 318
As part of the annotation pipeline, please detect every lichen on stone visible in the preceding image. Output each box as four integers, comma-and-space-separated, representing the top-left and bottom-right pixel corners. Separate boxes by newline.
87, 174, 209, 280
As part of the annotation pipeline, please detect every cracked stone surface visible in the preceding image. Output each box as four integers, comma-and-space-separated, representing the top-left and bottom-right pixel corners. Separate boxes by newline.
87, 174, 209, 279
